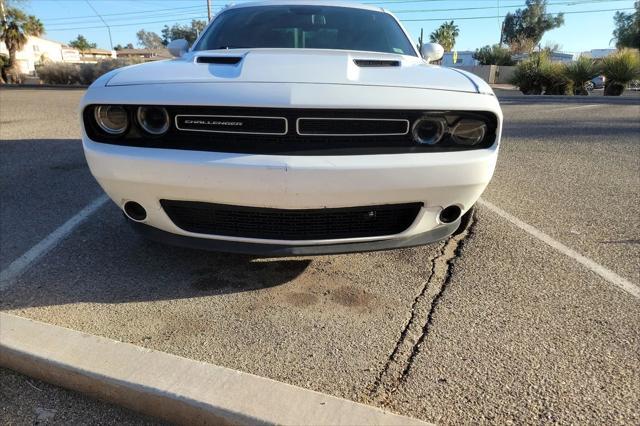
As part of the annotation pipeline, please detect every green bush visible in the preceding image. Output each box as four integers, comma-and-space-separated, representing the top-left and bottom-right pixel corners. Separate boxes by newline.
37, 62, 81, 85
512, 52, 584, 95
564, 56, 599, 95
541, 62, 574, 95
601, 49, 640, 96
510, 53, 547, 95
473, 44, 516, 66
38, 58, 141, 85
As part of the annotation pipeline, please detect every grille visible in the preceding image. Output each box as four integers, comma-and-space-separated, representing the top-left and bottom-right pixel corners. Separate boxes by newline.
160, 200, 422, 241
176, 115, 287, 135
83, 106, 498, 155
297, 118, 409, 136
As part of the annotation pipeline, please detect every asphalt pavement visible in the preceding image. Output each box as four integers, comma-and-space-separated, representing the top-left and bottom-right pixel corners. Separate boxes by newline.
0, 88, 638, 424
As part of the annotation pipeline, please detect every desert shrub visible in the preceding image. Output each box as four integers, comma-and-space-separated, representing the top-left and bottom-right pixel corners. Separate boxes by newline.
510, 53, 548, 95
564, 56, 599, 95
78, 58, 141, 85
37, 62, 81, 85
601, 49, 640, 96
541, 62, 573, 95
38, 58, 142, 85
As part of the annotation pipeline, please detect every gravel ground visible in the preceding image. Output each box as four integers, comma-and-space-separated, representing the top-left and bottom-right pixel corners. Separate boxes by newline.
0, 368, 163, 425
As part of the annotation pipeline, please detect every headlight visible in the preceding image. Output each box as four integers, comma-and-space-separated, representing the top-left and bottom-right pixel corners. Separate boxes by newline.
94, 105, 128, 135
412, 117, 447, 145
137, 106, 170, 135
451, 119, 487, 146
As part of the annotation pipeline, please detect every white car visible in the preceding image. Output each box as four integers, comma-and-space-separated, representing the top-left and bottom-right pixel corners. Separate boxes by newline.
81, 1, 502, 255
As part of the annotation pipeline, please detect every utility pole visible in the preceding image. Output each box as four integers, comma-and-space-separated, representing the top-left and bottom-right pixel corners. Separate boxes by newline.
497, 0, 502, 44
85, 0, 113, 50
207, 0, 212, 21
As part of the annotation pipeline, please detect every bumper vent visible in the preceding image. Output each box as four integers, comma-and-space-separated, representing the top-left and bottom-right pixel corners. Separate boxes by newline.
196, 56, 242, 64
160, 200, 422, 241
354, 59, 401, 67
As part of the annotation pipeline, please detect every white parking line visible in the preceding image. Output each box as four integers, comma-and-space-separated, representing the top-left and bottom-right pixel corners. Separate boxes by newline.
0, 195, 109, 290
544, 104, 600, 112
478, 199, 640, 299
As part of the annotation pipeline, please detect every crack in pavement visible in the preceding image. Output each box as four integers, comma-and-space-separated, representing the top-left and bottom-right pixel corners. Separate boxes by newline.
368, 210, 477, 405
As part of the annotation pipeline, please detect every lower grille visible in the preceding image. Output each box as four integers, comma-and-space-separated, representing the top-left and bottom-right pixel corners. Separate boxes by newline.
160, 200, 422, 241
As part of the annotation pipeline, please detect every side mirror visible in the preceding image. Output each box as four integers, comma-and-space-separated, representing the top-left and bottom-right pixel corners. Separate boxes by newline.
420, 43, 444, 64
168, 39, 189, 58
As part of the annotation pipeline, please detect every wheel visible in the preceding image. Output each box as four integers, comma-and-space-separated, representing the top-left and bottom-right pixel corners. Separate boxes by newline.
584, 81, 595, 92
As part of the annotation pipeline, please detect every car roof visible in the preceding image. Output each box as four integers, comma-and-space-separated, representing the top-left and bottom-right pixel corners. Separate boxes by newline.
224, 1, 385, 13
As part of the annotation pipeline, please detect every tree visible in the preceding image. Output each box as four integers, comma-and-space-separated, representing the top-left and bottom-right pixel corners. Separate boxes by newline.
69, 34, 96, 53
136, 29, 164, 50
429, 21, 459, 52
161, 19, 206, 46
501, 0, 564, 54
0, 6, 44, 83
473, 44, 515, 66
113, 43, 134, 50
612, 1, 640, 49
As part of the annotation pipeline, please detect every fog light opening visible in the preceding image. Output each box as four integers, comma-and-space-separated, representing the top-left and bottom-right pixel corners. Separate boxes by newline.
124, 201, 147, 221
439, 205, 462, 224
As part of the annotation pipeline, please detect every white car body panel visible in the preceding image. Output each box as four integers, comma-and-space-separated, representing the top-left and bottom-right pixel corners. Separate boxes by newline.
106, 50, 484, 94
80, 1, 502, 254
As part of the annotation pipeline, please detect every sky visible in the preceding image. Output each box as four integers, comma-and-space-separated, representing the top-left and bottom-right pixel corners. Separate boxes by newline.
20, 0, 636, 53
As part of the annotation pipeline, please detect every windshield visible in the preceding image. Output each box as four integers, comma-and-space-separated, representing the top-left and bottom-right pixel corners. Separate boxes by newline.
194, 5, 417, 57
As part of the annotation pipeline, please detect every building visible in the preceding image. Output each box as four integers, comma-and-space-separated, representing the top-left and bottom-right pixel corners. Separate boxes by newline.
0, 36, 115, 74
580, 49, 616, 59
0, 36, 70, 74
441, 51, 478, 67
79, 48, 117, 62
115, 48, 172, 62
513, 51, 578, 63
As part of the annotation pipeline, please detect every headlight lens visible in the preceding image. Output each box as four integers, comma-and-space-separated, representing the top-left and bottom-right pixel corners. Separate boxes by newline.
412, 117, 447, 145
94, 105, 128, 135
137, 106, 170, 135
451, 119, 488, 146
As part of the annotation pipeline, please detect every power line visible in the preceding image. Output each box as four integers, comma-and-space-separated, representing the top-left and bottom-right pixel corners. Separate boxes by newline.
84, 0, 113, 49
44, 9, 208, 28
41, 5, 205, 22
399, 7, 635, 21
42, 3, 632, 32
390, 0, 630, 13
45, 16, 208, 32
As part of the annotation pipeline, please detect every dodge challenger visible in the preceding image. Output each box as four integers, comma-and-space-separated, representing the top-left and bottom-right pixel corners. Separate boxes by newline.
80, 1, 503, 255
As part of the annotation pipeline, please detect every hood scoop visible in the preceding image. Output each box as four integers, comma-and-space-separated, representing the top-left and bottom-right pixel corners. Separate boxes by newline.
354, 59, 401, 68
196, 56, 243, 65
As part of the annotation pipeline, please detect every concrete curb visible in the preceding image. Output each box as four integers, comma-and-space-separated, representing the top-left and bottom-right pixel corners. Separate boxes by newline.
0, 84, 89, 90
0, 313, 429, 425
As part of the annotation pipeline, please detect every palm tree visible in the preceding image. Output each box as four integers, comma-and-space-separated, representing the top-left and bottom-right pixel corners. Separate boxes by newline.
429, 21, 460, 52
0, 7, 44, 83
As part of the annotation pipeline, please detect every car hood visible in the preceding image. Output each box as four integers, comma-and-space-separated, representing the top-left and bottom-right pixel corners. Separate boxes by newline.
105, 49, 487, 93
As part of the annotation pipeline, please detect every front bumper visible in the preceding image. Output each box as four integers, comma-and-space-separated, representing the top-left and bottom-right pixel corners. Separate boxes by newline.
83, 138, 498, 252
129, 217, 461, 256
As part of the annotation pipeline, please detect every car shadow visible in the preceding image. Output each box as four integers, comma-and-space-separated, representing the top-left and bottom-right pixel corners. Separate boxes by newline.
1, 202, 314, 310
